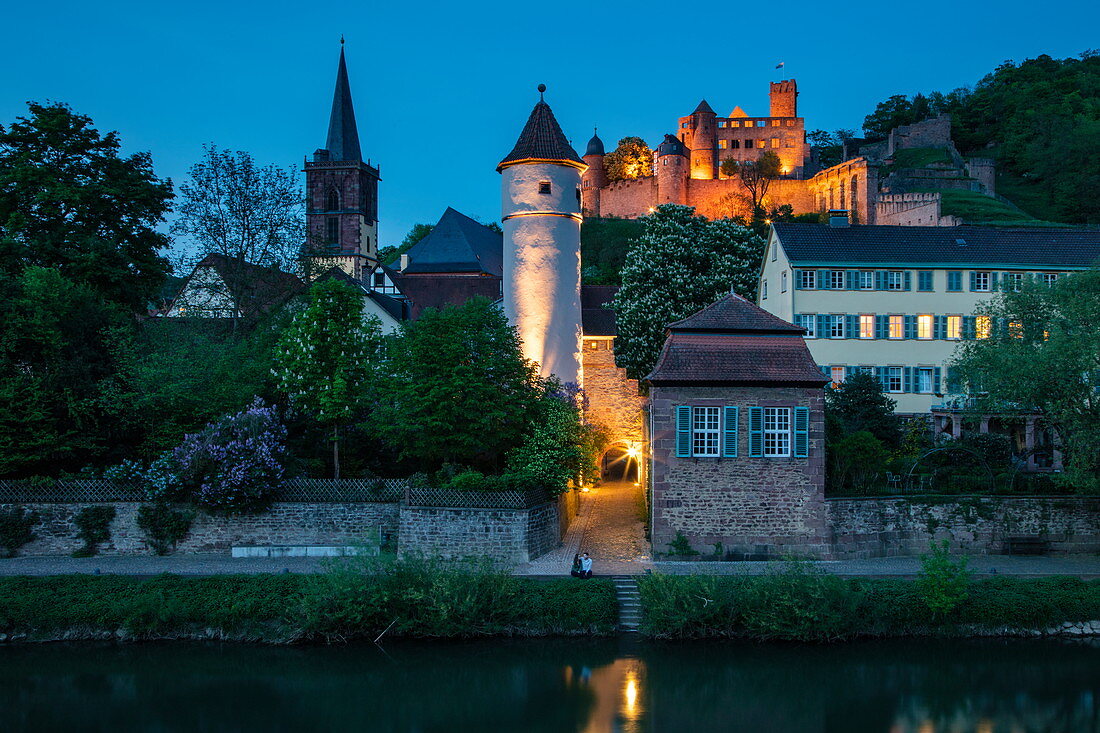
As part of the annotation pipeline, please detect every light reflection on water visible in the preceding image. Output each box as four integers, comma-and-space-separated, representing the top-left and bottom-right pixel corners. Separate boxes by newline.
0, 638, 1097, 732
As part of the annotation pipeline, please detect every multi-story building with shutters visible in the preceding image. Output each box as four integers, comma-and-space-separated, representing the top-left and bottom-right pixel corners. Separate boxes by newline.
757, 219, 1100, 414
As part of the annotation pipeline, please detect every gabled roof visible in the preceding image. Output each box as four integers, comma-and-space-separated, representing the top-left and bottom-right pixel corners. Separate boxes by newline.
728, 106, 748, 118
691, 99, 716, 116
647, 294, 827, 387
316, 267, 409, 323
498, 97, 585, 171
324, 46, 362, 162
772, 224, 1100, 268
402, 208, 504, 276
174, 254, 304, 317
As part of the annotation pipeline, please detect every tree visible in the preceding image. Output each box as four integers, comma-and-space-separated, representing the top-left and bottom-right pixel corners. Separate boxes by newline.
611, 204, 766, 381
825, 371, 901, 448
273, 279, 381, 478
379, 222, 434, 265
720, 150, 782, 218
370, 298, 541, 470
953, 270, 1100, 492
807, 128, 856, 169
604, 137, 654, 181
862, 95, 918, 141
0, 102, 173, 311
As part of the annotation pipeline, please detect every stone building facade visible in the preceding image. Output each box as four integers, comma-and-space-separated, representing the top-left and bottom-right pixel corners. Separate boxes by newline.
646, 295, 830, 557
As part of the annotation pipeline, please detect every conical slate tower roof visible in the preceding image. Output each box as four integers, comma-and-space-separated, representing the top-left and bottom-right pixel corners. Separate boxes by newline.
498, 88, 585, 171
692, 99, 716, 115
324, 46, 362, 162
585, 130, 605, 156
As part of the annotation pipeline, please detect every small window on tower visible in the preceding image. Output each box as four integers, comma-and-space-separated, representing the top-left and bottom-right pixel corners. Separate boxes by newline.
326, 189, 340, 211
326, 217, 339, 245
538, 181, 552, 195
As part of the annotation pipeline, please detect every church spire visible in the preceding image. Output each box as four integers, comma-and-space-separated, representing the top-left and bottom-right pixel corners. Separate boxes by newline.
324, 43, 362, 162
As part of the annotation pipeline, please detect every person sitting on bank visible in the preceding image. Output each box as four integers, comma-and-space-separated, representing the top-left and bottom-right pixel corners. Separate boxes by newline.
570, 553, 582, 578
580, 552, 593, 579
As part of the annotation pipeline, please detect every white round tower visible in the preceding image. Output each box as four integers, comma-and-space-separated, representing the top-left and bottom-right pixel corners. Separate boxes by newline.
498, 85, 587, 387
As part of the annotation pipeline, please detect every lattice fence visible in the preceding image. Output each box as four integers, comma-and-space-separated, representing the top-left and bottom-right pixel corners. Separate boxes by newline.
273, 478, 406, 503
0, 480, 145, 503
404, 487, 551, 509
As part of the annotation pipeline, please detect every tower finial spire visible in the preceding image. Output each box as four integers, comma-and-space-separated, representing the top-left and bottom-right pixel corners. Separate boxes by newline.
340, 34, 344, 45
324, 42, 361, 161
538, 83, 546, 101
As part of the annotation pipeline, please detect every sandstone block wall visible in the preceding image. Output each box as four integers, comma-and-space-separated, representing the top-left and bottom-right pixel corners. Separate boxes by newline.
399, 498, 570, 563
582, 343, 644, 446
876, 192, 961, 226
887, 116, 953, 155
827, 496, 1100, 559
649, 386, 828, 558
596, 178, 657, 218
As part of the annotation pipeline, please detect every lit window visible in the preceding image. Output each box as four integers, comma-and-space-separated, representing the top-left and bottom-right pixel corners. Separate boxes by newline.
1009, 320, 1023, 338
829, 315, 844, 338
786, 120, 794, 127
763, 407, 791, 457
718, 121, 727, 128
889, 315, 903, 339
973, 272, 990, 291
859, 271, 874, 290
718, 140, 727, 149
798, 270, 817, 289
859, 314, 874, 339
771, 120, 781, 127
886, 367, 903, 393
1041, 273, 1059, 286
771, 138, 780, 148
730, 121, 741, 128
947, 315, 961, 339
917, 314, 933, 340
830, 366, 845, 386
1005, 273, 1023, 292
829, 271, 845, 289
917, 367, 935, 394
976, 315, 991, 339
781, 271, 788, 292
538, 181, 552, 194
692, 407, 720, 457
886, 271, 904, 290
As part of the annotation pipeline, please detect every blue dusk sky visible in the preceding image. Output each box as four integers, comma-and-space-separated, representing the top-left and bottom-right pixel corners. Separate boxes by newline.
1, 0, 1096, 261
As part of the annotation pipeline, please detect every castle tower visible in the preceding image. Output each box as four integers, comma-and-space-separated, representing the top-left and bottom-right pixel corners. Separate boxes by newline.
769, 79, 798, 118
685, 99, 717, 180
580, 129, 607, 218
655, 134, 689, 205
303, 42, 381, 281
498, 85, 586, 387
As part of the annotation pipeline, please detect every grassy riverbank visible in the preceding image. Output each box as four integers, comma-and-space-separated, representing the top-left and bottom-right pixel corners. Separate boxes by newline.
0, 557, 618, 643
638, 567, 1100, 641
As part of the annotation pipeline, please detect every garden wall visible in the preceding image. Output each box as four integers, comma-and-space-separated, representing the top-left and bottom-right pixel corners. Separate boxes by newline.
827, 496, 1100, 559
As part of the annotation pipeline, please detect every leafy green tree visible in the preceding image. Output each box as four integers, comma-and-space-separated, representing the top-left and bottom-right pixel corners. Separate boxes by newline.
953, 270, 1100, 492
0, 102, 173, 311
604, 137, 654, 181
379, 222, 434, 265
0, 267, 137, 477
274, 279, 382, 478
807, 128, 856, 169
862, 95, 919, 141
720, 150, 782, 217
370, 297, 541, 470
825, 371, 901, 448
611, 204, 766, 381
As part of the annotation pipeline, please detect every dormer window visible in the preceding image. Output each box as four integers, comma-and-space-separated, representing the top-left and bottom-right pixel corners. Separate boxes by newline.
538, 181, 552, 195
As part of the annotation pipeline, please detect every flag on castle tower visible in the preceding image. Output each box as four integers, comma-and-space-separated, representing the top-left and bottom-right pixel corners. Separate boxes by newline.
775, 61, 785, 69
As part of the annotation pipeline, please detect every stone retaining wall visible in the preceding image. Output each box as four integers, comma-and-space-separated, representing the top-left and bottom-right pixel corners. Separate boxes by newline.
827, 496, 1100, 559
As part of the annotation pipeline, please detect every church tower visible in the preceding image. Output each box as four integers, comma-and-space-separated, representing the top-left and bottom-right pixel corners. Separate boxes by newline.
498, 85, 586, 387
303, 42, 380, 281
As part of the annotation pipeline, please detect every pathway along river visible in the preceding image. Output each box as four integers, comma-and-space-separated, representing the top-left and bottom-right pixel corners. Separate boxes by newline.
2, 638, 1098, 731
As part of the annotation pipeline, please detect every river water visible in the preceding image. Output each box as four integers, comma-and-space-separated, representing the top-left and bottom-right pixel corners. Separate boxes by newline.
1, 638, 1097, 732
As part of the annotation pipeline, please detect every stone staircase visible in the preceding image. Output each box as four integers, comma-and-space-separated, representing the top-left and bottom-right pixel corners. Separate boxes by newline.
612, 576, 642, 632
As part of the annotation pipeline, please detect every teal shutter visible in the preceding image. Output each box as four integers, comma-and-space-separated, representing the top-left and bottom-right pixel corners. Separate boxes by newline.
933, 367, 942, 394
793, 270, 803, 290
903, 367, 913, 393
934, 315, 946, 340
846, 314, 858, 338
748, 407, 764, 457
948, 271, 961, 291
962, 316, 976, 339
675, 406, 692, 458
723, 406, 739, 458
875, 271, 885, 291
969, 271, 977, 291
845, 365, 857, 380
874, 366, 886, 390
820, 272, 831, 290
904, 315, 917, 339
991, 272, 999, 291
816, 314, 828, 338
903, 271, 912, 291
846, 270, 858, 289
793, 407, 809, 458
875, 315, 888, 340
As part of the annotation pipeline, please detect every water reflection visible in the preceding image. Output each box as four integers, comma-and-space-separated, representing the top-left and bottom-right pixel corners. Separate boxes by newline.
0, 638, 1097, 732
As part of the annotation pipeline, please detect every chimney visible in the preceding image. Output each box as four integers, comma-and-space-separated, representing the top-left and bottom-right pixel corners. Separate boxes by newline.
828, 209, 850, 227
399, 253, 410, 272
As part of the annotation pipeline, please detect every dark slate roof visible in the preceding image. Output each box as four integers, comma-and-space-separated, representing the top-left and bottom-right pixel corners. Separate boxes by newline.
656, 133, 687, 158
772, 223, 1100, 268
392, 273, 502, 319
647, 294, 826, 386
179, 254, 304, 318
581, 285, 618, 337
668, 293, 804, 334
316, 267, 409, 323
324, 47, 362, 162
585, 132, 605, 156
402, 208, 504, 276
498, 99, 585, 171
691, 99, 716, 116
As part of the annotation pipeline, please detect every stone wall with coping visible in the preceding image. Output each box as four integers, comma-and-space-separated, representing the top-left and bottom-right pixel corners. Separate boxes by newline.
827, 496, 1100, 559
2, 502, 400, 556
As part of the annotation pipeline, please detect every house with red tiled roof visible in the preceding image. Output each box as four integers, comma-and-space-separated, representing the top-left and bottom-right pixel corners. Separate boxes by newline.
646, 293, 830, 558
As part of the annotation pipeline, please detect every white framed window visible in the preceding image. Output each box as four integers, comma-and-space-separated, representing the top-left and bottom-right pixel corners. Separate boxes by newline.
781, 271, 788, 292
1041, 273, 1059, 286
917, 314, 933, 340
829, 314, 845, 338
798, 314, 816, 338
829, 271, 845, 289
973, 271, 991, 291
1004, 273, 1023, 292
859, 271, 874, 290
692, 407, 720, 457
761, 280, 768, 299
947, 315, 962, 340
763, 407, 791, 457
858, 314, 874, 339
917, 367, 934, 394
830, 366, 845, 385
889, 315, 903, 339
886, 271, 904, 290
886, 367, 903, 393
798, 270, 816, 289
